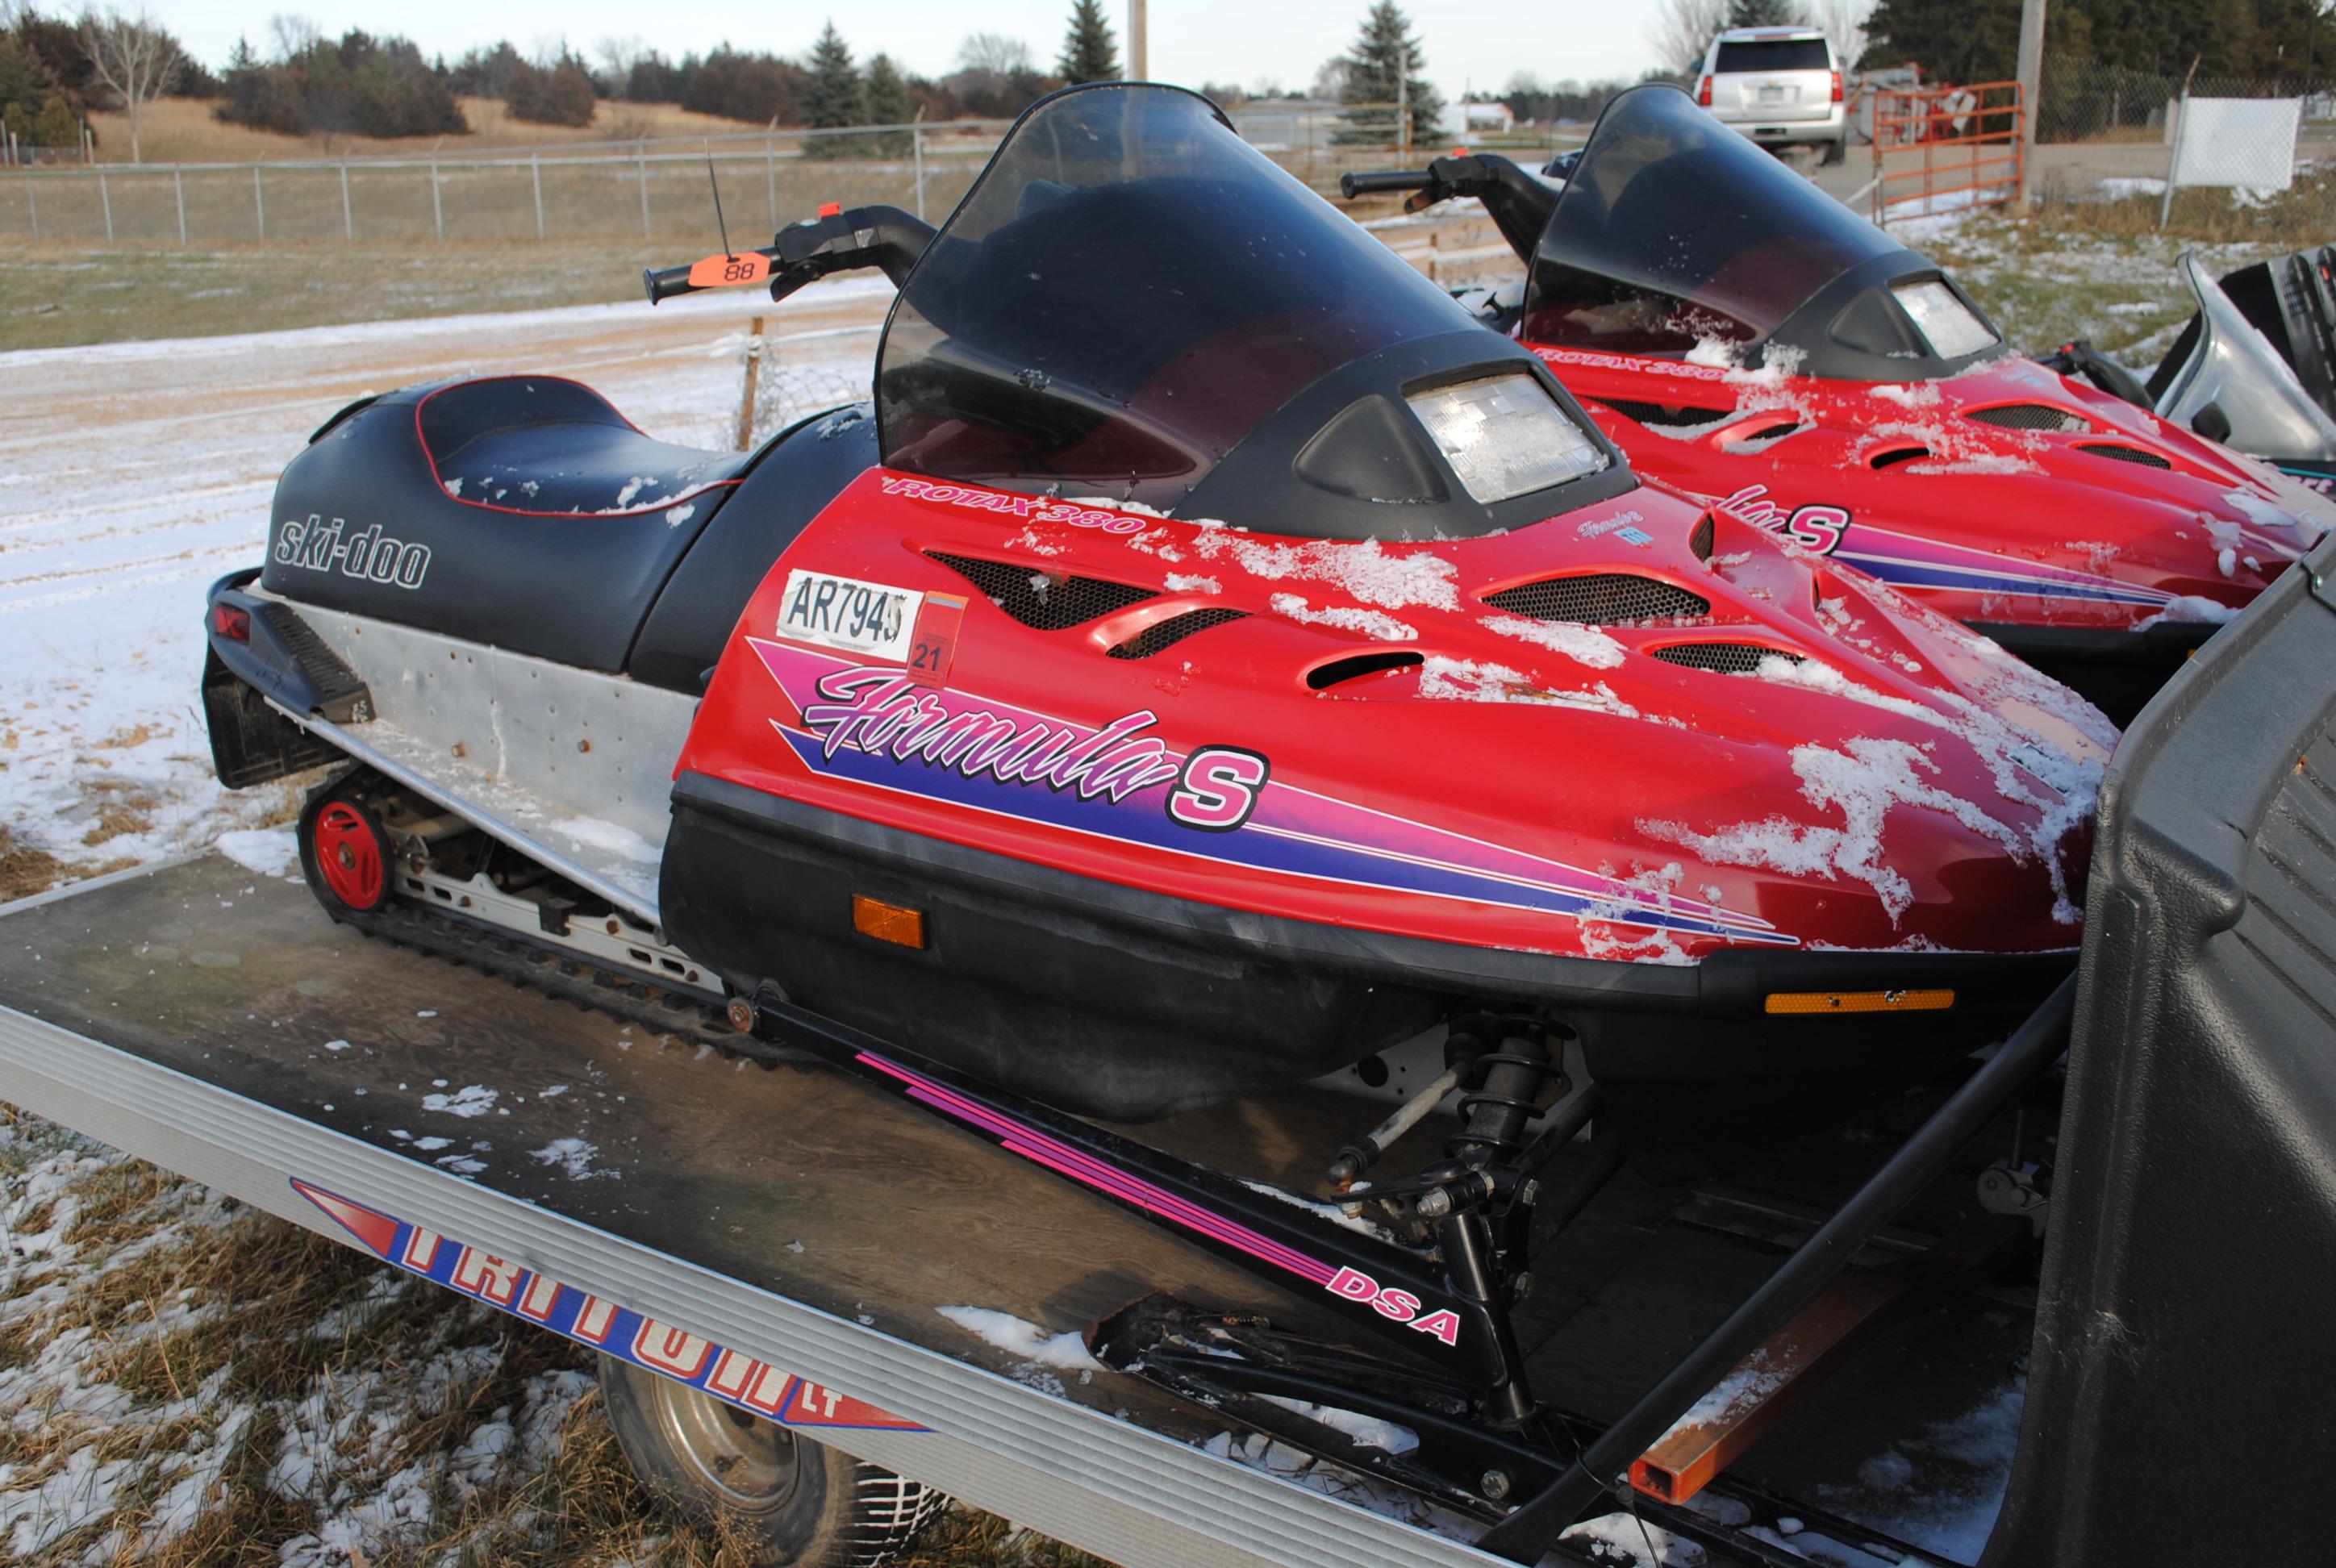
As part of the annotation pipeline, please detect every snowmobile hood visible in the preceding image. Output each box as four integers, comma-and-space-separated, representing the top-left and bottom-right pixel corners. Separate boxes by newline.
682, 465, 2115, 970
1533, 343, 2336, 631
1524, 83, 2006, 382
876, 82, 1633, 538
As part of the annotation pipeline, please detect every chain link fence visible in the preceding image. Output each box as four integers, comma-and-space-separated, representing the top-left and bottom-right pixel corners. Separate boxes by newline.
0, 106, 1539, 250
2033, 53, 2336, 239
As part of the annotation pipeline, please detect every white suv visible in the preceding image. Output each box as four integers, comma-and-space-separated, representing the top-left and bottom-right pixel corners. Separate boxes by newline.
1695, 27, 1847, 165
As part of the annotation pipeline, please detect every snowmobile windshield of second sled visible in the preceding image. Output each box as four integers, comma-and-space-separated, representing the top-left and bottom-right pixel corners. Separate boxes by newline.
1521, 83, 2004, 379
875, 82, 1626, 536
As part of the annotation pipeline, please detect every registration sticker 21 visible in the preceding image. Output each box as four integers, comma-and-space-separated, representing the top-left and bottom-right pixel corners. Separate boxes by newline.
778, 569, 924, 662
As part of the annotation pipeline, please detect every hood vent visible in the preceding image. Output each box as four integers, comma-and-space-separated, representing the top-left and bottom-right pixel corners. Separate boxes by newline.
1485, 572, 1711, 626
1108, 608, 1247, 660
1308, 650, 1425, 690
926, 551, 1157, 630
1651, 642, 1804, 674
1969, 402, 2088, 433
2078, 442, 2174, 469
1598, 397, 1733, 428
1870, 445, 1930, 469
1689, 512, 1716, 561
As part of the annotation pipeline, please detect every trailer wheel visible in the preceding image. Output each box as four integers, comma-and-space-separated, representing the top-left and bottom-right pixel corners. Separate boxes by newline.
597, 1353, 946, 1566
300, 788, 393, 915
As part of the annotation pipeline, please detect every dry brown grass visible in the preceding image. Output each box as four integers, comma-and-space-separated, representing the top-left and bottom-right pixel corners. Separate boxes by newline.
77, 778, 160, 848
0, 824, 64, 901
85, 97, 786, 167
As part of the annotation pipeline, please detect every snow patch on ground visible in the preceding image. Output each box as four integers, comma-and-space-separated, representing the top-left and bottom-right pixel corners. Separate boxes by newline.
214, 826, 301, 878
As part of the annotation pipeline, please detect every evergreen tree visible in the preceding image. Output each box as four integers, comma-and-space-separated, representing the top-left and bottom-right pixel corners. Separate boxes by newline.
1335, 2, 1441, 148
802, 21, 862, 158
1726, 0, 1801, 27
1859, 0, 2021, 80
862, 51, 912, 154
1057, 0, 1120, 84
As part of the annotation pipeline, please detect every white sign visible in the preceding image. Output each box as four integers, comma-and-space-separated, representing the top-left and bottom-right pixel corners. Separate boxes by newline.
2171, 98, 2301, 190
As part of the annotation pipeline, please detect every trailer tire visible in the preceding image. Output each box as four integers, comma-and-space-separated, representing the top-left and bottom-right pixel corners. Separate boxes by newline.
597, 1353, 946, 1566
299, 783, 394, 917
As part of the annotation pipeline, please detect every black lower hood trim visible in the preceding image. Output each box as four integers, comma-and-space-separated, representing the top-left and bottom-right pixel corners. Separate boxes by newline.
669, 772, 2073, 1019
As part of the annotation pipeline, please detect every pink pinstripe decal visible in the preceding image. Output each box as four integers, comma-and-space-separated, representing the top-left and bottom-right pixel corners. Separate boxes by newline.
861, 1053, 1340, 1287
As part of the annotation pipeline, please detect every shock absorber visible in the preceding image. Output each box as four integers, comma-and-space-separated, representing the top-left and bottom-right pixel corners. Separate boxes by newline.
1446, 1020, 1562, 1166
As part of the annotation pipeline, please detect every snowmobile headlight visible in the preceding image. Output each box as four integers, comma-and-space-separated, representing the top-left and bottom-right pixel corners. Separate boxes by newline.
1893, 280, 1999, 360
1405, 373, 1609, 504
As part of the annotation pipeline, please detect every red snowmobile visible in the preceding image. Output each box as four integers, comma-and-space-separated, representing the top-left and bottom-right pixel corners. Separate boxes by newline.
1349, 83, 2333, 723
200, 81, 2125, 1549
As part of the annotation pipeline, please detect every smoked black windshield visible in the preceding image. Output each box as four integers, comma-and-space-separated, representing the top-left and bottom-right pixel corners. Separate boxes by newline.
876, 84, 1477, 511
1522, 83, 1904, 357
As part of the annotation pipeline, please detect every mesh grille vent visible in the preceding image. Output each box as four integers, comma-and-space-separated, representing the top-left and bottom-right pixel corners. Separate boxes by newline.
1484, 573, 1711, 626
926, 551, 1156, 630
1107, 608, 1247, 660
1689, 513, 1716, 561
1650, 642, 1805, 674
2079, 442, 2174, 469
1598, 397, 1733, 428
1968, 402, 2089, 433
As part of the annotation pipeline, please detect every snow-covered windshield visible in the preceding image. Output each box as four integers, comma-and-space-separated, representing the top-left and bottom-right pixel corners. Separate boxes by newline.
1521, 83, 1903, 356
876, 83, 1474, 511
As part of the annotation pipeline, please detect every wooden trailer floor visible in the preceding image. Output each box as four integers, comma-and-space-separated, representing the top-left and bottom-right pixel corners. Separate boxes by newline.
0, 855, 2029, 1564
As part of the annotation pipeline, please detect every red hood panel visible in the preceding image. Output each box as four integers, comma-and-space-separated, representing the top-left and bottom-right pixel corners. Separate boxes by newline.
680, 469, 2113, 970
1531, 345, 2335, 632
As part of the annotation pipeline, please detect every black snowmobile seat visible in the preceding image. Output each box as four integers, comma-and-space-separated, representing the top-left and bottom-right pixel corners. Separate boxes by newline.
417, 377, 748, 519
260, 376, 753, 673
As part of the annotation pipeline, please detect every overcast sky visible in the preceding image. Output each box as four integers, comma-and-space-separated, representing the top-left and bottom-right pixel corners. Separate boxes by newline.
144, 0, 1662, 107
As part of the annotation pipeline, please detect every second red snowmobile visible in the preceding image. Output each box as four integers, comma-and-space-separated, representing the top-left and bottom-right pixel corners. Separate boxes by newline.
1349, 83, 2333, 722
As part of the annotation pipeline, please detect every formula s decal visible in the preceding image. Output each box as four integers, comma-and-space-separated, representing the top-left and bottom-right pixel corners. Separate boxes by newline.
1167, 746, 1270, 832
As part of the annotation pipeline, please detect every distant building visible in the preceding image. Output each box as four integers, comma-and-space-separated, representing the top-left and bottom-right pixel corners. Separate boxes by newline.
1441, 101, 1516, 138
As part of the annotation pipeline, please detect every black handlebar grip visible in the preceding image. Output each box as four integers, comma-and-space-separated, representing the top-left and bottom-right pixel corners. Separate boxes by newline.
642, 264, 698, 307
1340, 169, 1435, 199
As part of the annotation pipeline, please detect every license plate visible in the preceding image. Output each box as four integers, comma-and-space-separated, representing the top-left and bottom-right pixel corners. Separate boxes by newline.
1759, 85, 1785, 102
778, 569, 923, 661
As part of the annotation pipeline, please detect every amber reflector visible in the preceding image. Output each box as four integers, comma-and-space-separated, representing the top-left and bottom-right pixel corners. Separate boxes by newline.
852, 895, 925, 949
1764, 988, 1954, 1015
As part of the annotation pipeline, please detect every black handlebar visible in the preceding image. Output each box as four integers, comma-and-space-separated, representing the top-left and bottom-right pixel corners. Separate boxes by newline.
642, 262, 703, 306
1340, 169, 1437, 199
642, 203, 939, 310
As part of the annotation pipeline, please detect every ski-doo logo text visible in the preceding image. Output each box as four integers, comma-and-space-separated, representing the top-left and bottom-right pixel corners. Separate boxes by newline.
1327, 1267, 1462, 1346
801, 666, 1182, 803
1715, 485, 1848, 556
274, 515, 432, 590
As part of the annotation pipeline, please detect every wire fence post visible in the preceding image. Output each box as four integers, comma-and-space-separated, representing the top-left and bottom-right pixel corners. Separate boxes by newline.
252, 165, 265, 242
2160, 85, 2188, 228
340, 161, 352, 241
765, 129, 777, 230
531, 150, 544, 241
173, 167, 186, 244
429, 156, 443, 242
637, 141, 650, 238
98, 167, 111, 244
21, 165, 35, 241
912, 112, 925, 222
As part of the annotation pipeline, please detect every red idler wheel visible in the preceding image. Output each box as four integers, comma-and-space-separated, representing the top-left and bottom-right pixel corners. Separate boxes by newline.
301, 792, 392, 915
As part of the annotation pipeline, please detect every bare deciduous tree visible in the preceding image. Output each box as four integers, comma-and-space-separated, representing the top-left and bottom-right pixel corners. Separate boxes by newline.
268, 13, 319, 61
957, 32, 1032, 77
1811, 0, 1872, 70
77, 6, 181, 164
1646, 0, 1730, 77
594, 35, 648, 99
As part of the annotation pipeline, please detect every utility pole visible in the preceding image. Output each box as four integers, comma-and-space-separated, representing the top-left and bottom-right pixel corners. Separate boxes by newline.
2015, 0, 2046, 206
1129, 0, 1147, 79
